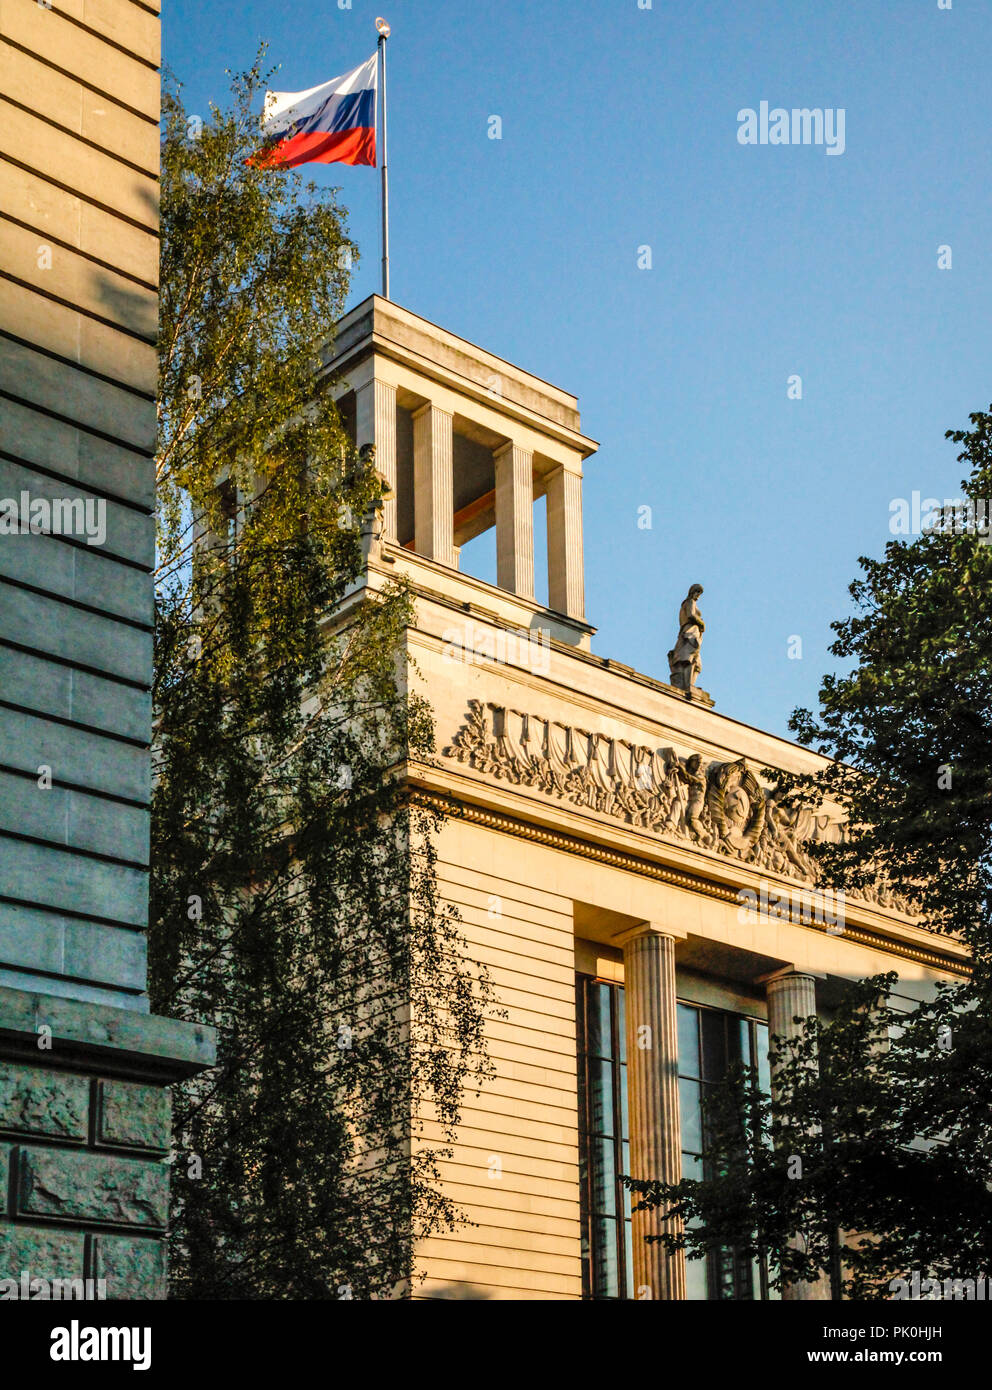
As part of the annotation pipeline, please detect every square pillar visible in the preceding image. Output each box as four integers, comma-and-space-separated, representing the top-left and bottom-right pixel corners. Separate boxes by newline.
546, 464, 584, 619
494, 441, 535, 598
413, 402, 454, 566
355, 378, 397, 541
620, 923, 686, 1300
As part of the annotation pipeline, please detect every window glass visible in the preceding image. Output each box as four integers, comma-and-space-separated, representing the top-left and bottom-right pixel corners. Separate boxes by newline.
587, 983, 612, 1059
591, 1136, 617, 1216
624, 1220, 635, 1296
577, 976, 628, 1297
588, 1058, 614, 1137
685, 1253, 709, 1300
678, 1003, 700, 1078
701, 1008, 726, 1081
578, 977, 773, 1301
682, 1151, 704, 1182
756, 1021, 771, 1096
737, 1018, 752, 1067
714, 1246, 738, 1299
591, 1216, 620, 1297
679, 1076, 703, 1155
675, 1002, 774, 1301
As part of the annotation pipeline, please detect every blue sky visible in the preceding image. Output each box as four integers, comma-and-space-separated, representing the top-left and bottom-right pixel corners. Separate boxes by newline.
164, 0, 992, 740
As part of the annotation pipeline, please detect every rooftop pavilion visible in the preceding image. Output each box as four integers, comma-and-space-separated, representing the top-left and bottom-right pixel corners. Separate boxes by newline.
322, 296, 599, 648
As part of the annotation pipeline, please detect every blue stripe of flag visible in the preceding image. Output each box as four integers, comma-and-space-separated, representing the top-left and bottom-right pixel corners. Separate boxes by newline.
288, 89, 375, 138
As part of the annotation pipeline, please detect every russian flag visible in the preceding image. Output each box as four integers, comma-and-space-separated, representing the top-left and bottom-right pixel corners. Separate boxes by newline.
254, 53, 378, 169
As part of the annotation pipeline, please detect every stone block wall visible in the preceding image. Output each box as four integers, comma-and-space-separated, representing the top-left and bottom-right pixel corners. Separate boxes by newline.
0, 1064, 170, 1297
0, 0, 162, 1012
0, 1, 215, 1299
0, 984, 214, 1298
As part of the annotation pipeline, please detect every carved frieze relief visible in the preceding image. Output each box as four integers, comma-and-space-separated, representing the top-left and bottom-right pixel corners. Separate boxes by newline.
443, 700, 914, 917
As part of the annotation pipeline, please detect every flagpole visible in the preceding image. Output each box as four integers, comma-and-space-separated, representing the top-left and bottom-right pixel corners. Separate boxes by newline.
376, 18, 391, 300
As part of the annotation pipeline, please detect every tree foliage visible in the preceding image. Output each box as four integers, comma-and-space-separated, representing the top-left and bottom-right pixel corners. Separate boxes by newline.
627, 413, 992, 1297
788, 410, 992, 954
629, 974, 992, 1298
151, 54, 496, 1299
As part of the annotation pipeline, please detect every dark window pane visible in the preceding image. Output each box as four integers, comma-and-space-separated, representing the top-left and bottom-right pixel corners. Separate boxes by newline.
736, 1018, 751, 1067
729, 1248, 753, 1301
591, 1216, 620, 1298
587, 983, 613, 1059
756, 1022, 771, 1096
579, 985, 773, 1302
588, 1058, 614, 1137
681, 1151, 704, 1182
591, 1137, 617, 1216
686, 1253, 709, 1301
680, 1077, 702, 1154
678, 1003, 700, 1078
713, 1246, 737, 1300
701, 1008, 727, 1081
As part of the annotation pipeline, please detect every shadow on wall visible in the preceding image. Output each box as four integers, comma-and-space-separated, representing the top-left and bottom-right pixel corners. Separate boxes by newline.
422, 1283, 493, 1301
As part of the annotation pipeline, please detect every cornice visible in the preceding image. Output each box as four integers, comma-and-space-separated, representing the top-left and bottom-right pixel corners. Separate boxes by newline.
410, 787, 970, 979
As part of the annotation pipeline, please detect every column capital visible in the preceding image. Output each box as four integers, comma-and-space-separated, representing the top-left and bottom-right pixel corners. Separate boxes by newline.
412, 399, 452, 424
493, 437, 529, 461
544, 458, 584, 479
613, 921, 688, 950
756, 966, 826, 987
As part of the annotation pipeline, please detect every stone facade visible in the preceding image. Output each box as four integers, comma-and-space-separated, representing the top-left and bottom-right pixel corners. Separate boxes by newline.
326, 300, 968, 1298
0, 0, 214, 1298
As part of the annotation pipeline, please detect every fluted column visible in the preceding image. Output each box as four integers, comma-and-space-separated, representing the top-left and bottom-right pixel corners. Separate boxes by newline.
546, 464, 584, 619
766, 971, 818, 1055
413, 402, 454, 565
621, 924, 686, 1300
494, 441, 535, 598
764, 968, 830, 1301
355, 378, 397, 540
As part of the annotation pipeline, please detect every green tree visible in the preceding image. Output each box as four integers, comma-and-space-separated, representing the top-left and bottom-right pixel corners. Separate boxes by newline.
151, 54, 496, 1299
789, 408, 992, 957
629, 973, 992, 1298
626, 412, 992, 1297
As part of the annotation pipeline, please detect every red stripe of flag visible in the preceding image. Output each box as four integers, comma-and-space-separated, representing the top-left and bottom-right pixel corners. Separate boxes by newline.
252, 126, 376, 170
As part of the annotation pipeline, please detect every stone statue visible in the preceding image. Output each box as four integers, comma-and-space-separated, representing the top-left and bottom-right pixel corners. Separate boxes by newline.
678, 752, 709, 842
668, 584, 705, 691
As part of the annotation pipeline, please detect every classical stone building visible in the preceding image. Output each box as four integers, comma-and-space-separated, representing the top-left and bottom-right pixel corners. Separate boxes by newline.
329, 296, 968, 1300
0, 0, 213, 1297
